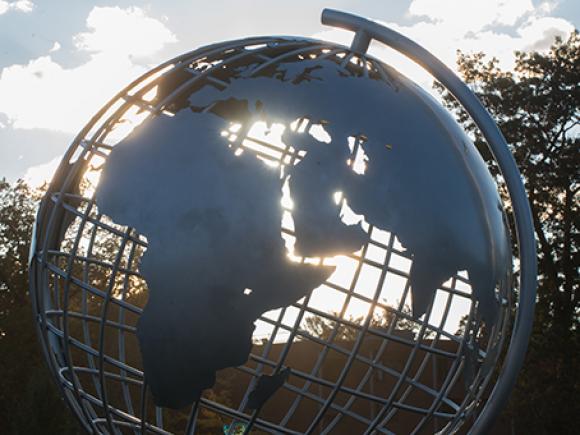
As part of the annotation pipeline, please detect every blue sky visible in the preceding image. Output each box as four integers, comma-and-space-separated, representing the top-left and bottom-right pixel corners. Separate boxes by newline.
0, 0, 578, 183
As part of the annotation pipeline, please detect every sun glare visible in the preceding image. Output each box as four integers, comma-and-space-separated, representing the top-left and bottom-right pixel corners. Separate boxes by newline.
75, 106, 474, 345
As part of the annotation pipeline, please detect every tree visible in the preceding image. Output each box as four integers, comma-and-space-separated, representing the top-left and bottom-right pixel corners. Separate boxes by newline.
302, 303, 420, 343
0, 179, 80, 434
0, 177, 233, 434
0, 179, 36, 327
436, 32, 579, 434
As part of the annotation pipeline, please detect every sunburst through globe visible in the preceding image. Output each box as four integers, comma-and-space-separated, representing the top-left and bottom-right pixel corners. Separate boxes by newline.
30, 9, 536, 435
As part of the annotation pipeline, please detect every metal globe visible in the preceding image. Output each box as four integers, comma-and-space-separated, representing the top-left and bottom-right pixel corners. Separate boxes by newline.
29, 9, 536, 435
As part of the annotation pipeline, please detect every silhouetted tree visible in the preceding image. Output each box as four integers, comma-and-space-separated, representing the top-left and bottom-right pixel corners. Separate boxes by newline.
0, 177, 237, 434
303, 304, 421, 343
0, 179, 80, 433
436, 32, 579, 434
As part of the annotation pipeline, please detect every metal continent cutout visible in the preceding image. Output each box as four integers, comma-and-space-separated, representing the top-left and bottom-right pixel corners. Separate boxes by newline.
95, 56, 511, 409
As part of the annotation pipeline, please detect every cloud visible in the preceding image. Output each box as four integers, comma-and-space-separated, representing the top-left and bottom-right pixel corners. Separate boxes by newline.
23, 155, 60, 188
315, 0, 574, 87
0, 0, 33, 15
74, 6, 176, 58
408, 0, 535, 32
0, 122, 72, 182
48, 41, 60, 53
0, 6, 176, 133
519, 16, 575, 51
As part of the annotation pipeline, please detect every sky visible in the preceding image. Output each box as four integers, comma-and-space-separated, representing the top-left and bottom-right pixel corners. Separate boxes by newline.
1, 1, 577, 338
0, 0, 578, 183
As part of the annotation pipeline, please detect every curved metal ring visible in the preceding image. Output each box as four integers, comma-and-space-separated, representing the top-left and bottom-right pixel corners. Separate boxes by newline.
321, 8, 537, 434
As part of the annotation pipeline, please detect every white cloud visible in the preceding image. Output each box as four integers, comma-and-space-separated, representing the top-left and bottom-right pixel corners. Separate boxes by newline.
519, 16, 574, 51
316, 0, 574, 88
0, 6, 176, 133
74, 6, 176, 58
48, 41, 61, 53
24, 155, 60, 188
0, 0, 33, 15
408, 0, 535, 32
538, 1, 559, 14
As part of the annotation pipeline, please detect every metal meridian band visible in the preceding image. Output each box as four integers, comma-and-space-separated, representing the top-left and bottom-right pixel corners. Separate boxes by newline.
321, 8, 537, 434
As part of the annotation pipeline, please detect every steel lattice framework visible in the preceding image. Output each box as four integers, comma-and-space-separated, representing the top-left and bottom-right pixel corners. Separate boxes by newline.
29, 9, 536, 435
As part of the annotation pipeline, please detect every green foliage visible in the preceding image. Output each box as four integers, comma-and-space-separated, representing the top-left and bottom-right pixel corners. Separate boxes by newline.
0, 179, 36, 324
0, 179, 80, 433
436, 32, 579, 434
0, 177, 239, 433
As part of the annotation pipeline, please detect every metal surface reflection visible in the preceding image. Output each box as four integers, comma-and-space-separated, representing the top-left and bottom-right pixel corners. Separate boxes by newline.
29, 9, 536, 435
95, 39, 510, 409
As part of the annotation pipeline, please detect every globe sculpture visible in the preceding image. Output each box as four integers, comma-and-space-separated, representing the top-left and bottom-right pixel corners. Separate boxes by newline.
30, 9, 536, 435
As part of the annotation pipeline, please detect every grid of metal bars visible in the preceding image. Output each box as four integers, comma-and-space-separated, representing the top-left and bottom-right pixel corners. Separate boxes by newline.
30, 37, 513, 435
